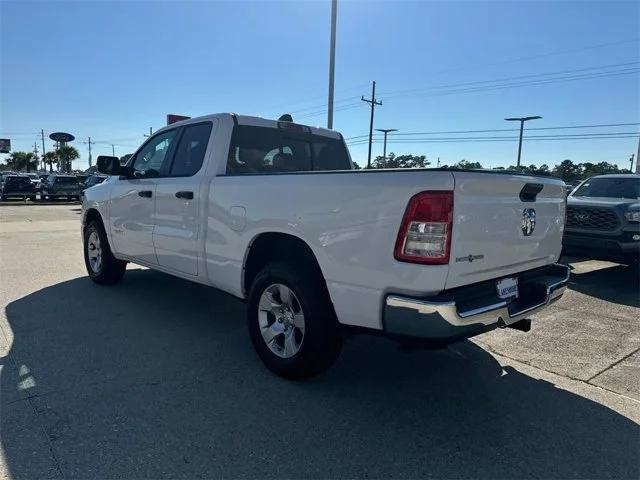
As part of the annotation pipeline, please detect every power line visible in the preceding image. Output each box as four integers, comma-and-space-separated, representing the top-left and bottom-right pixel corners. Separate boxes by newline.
345, 122, 640, 140
424, 38, 640, 76
380, 67, 639, 102
379, 61, 640, 97
346, 132, 640, 145
299, 65, 638, 122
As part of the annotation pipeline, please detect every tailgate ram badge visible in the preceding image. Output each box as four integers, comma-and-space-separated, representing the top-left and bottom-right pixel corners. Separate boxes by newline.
521, 208, 536, 236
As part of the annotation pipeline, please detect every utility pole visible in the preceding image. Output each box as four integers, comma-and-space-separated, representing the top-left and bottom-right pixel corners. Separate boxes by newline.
437, 157, 441, 167
144, 127, 153, 138
375, 128, 397, 165
32, 142, 39, 173
636, 135, 640, 173
84, 137, 95, 168
630, 154, 635, 172
40, 129, 46, 157
111, 144, 116, 157
505, 115, 542, 168
327, 0, 337, 129
361, 81, 382, 168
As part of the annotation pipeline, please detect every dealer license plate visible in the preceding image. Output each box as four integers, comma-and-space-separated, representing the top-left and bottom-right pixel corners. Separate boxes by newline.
497, 277, 519, 299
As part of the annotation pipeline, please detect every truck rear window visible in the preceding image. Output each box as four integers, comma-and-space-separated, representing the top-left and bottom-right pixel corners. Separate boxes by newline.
226, 125, 351, 174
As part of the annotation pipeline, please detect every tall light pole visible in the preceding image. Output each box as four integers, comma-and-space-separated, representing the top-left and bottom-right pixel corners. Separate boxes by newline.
505, 115, 542, 168
376, 128, 397, 163
327, 0, 337, 129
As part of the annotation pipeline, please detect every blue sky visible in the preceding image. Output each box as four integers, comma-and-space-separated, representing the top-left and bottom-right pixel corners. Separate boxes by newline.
1, 0, 638, 170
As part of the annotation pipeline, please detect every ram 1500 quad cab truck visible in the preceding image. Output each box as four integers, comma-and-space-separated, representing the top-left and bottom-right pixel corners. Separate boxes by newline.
83, 113, 569, 378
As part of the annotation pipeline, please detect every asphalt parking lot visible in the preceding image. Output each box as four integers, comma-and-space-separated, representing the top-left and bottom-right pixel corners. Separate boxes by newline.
1, 203, 638, 479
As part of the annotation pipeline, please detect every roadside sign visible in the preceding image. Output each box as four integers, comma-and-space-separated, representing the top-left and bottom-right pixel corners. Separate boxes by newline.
0, 139, 10, 153
49, 132, 75, 143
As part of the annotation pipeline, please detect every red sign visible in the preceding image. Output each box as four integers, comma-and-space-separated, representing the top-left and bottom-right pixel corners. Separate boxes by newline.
167, 114, 191, 125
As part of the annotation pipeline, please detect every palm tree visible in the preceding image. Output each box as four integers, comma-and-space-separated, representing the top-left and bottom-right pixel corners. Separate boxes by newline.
56, 145, 80, 173
6, 151, 38, 172
42, 151, 58, 173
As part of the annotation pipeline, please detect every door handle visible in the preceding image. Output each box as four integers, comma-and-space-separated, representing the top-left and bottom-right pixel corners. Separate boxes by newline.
138, 190, 153, 198
175, 191, 194, 200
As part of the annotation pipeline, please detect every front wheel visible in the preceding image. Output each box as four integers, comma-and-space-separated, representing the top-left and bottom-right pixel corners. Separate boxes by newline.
83, 220, 126, 284
247, 262, 342, 379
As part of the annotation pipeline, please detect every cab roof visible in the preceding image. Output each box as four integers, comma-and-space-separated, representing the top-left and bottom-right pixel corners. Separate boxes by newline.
156, 113, 342, 140
591, 174, 639, 179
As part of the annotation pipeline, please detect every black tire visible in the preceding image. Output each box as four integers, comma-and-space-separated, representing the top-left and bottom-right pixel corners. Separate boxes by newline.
247, 261, 342, 379
83, 220, 126, 285
29, 196, 36, 202
0, 195, 6, 201
42, 194, 48, 201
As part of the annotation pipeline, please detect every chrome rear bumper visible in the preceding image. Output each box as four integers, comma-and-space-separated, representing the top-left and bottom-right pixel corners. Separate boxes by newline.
384, 263, 570, 341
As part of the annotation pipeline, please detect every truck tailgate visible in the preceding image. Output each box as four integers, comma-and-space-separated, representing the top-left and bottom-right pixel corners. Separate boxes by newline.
445, 172, 566, 289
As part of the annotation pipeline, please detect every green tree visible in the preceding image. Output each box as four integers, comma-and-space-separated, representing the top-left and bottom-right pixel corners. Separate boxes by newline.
42, 151, 58, 173
451, 159, 483, 169
372, 152, 429, 169
56, 145, 80, 173
552, 159, 582, 183
6, 151, 38, 172
580, 161, 622, 177
510, 163, 552, 176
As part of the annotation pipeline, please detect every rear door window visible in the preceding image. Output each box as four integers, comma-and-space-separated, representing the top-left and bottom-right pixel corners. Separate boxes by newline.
169, 123, 212, 177
226, 125, 350, 174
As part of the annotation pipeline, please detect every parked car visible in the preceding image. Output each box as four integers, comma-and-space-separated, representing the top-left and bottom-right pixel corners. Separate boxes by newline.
75, 174, 89, 187
80, 175, 107, 200
23, 172, 42, 190
40, 174, 82, 200
83, 113, 569, 378
0, 171, 18, 181
563, 174, 640, 265
0, 175, 36, 201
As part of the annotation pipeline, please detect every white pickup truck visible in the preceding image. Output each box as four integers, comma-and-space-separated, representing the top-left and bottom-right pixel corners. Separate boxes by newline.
83, 113, 569, 378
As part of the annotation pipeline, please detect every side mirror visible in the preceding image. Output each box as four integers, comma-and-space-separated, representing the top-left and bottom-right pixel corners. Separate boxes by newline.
96, 156, 122, 176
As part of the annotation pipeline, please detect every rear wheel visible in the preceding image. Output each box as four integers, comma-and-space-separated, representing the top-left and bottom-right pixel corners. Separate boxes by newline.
247, 262, 342, 379
83, 220, 126, 284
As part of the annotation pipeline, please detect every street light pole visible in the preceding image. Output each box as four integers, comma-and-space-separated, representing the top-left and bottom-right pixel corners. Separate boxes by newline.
375, 128, 397, 164
505, 115, 542, 168
327, 0, 337, 130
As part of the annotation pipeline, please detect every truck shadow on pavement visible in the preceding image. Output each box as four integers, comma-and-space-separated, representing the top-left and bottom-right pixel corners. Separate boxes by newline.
2, 269, 638, 479
566, 261, 639, 308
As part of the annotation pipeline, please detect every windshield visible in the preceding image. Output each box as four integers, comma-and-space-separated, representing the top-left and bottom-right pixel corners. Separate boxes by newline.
572, 177, 640, 199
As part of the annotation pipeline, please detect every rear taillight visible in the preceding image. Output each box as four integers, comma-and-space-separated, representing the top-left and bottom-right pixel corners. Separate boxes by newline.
394, 191, 453, 265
